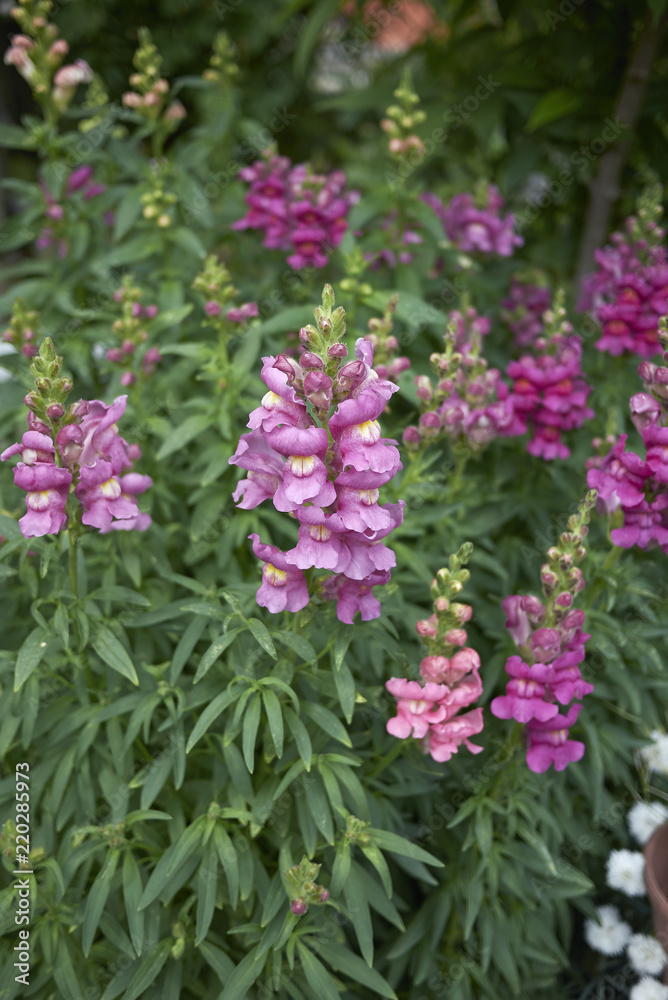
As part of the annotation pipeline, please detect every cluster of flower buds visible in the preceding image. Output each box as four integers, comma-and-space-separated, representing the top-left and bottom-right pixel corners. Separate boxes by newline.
37, 164, 108, 257
380, 69, 427, 162
422, 181, 524, 257
193, 254, 259, 332
232, 150, 358, 270
2, 298, 38, 357
230, 284, 404, 624
140, 169, 178, 229
339, 246, 373, 302
4, 0, 92, 116
386, 543, 484, 763
122, 28, 185, 128
506, 291, 594, 460
403, 311, 521, 453
362, 296, 409, 383
579, 185, 668, 358
105, 276, 160, 386
586, 317, 668, 552
491, 491, 597, 773
1, 339, 151, 538
501, 276, 551, 347
202, 31, 239, 85
286, 856, 329, 916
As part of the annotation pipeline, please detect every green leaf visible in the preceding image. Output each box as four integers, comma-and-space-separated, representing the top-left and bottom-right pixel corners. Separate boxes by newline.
301, 702, 352, 747
368, 828, 444, 867
169, 616, 207, 684
332, 632, 351, 671
220, 946, 265, 1000
293, 0, 341, 77
344, 874, 374, 965
214, 825, 239, 908
526, 88, 581, 132
194, 629, 241, 683
113, 187, 144, 241
14, 627, 49, 690
247, 618, 277, 659
242, 693, 262, 772
333, 662, 355, 723
360, 843, 393, 898
284, 707, 312, 769
274, 630, 317, 664
198, 940, 235, 984
91, 626, 138, 685
138, 820, 205, 909
0, 123, 29, 148
123, 850, 145, 956
120, 940, 172, 1000
262, 689, 284, 757
156, 413, 211, 461
307, 772, 335, 844
313, 940, 397, 999
82, 848, 121, 956
296, 943, 340, 1000
54, 935, 85, 1000
255, 305, 312, 337
330, 843, 351, 896
196, 838, 218, 944
186, 689, 236, 751
88, 585, 151, 607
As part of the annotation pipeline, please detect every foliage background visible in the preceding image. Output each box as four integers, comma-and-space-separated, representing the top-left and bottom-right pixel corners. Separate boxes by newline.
0, 2, 668, 999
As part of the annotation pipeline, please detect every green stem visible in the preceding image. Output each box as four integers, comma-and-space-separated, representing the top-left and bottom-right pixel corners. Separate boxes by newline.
68, 523, 79, 600
368, 739, 405, 780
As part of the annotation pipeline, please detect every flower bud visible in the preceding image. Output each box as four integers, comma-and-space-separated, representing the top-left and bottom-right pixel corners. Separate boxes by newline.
300, 352, 324, 370
291, 898, 308, 916
327, 342, 347, 358
46, 403, 64, 419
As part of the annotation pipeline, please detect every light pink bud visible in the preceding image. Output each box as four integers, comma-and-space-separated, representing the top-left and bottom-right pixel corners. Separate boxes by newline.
205, 300, 221, 316
300, 352, 324, 370
144, 304, 159, 318
327, 342, 347, 357
291, 899, 308, 916
445, 629, 467, 646
121, 371, 136, 386
122, 92, 142, 108
415, 375, 433, 400
121, 339, 135, 355
402, 425, 421, 447
46, 403, 64, 419
106, 348, 123, 363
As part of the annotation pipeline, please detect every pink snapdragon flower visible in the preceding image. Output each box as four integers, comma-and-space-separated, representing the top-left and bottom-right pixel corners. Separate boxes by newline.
422, 185, 523, 257
11, 462, 71, 537
491, 493, 596, 772
233, 154, 358, 270
250, 533, 309, 613
230, 287, 403, 623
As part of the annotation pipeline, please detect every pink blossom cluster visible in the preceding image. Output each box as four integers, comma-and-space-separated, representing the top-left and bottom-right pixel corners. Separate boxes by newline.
421, 185, 523, 257
4, 26, 92, 112
2, 395, 151, 538
232, 153, 358, 269
364, 212, 423, 269
2, 300, 39, 358
579, 211, 668, 358
586, 342, 668, 552
507, 332, 594, 460
385, 546, 484, 763
491, 492, 596, 773
230, 287, 403, 624
37, 165, 110, 257
106, 281, 161, 386
501, 279, 551, 346
403, 309, 522, 451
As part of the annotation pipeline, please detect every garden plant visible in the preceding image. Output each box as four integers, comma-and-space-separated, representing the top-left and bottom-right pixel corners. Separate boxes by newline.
1, 2, 668, 999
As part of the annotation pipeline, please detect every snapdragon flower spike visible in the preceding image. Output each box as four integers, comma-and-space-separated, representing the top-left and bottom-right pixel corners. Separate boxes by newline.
230, 285, 403, 623
2, 298, 39, 357
587, 322, 668, 553
491, 492, 596, 772
233, 151, 358, 270
507, 291, 594, 460
422, 183, 523, 257
362, 296, 410, 384
404, 311, 522, 453
579, 185, 668, 357
501, 277, 551, 347
385, 543, 485, 763
106, 276, 161, 382
1, 339, 151, 538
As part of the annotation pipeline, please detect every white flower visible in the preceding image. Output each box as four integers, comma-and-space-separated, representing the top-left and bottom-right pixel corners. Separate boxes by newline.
640, 733, 668, 775
584, 904, 632, 956
606, 849, 646, 896
628, 801, 668, 846
630, 977, 668, 1000
628, 934, 668, 976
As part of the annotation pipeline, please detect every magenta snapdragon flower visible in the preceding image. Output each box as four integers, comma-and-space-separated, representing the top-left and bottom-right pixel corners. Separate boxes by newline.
490, 492, 596, 773
230, 287, 403, 623
233, 154, 358, 270
422, 185, 523, 257
579, 201, 668, 357
506, 300, 594, 460
501, 279, 551, 347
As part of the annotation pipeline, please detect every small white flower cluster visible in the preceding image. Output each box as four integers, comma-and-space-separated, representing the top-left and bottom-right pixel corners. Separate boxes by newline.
585, 734, 668, 997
